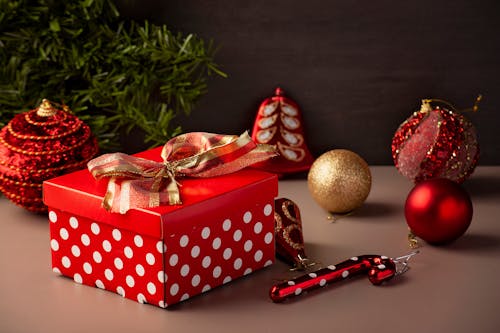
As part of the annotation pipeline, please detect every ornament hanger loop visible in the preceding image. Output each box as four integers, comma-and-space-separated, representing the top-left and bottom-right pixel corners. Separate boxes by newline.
393, 250, 419, 276
421, 94, 482, 113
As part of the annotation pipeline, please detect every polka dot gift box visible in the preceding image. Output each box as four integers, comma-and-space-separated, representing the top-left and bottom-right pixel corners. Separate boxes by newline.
43, 146, 278, 308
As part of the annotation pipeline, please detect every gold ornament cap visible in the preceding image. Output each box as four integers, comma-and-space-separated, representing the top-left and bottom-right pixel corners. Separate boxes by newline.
36, 99, 58, 117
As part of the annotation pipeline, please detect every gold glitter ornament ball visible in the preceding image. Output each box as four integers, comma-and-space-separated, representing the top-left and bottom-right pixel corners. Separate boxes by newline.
307, 149, 371, 213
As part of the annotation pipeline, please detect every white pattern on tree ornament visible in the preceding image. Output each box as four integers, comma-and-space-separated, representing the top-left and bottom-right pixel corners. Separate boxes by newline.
260, 101, 278, 116
258, 114, 278, 129
281, 114, 300, 130
281, 129, 304, 147
277, 142, 306, 162
281, 102, 299, 116
256, 128, 277, 144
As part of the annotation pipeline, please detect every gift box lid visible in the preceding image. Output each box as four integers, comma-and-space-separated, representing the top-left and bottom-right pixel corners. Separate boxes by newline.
43, 147, 278, 239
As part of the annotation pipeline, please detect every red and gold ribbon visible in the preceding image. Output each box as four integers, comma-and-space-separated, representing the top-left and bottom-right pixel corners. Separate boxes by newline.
87, 132, 277, 214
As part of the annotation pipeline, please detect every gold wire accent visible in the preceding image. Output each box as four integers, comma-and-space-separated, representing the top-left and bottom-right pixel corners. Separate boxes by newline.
408, 230, 420, 249
420, 94, 482, 113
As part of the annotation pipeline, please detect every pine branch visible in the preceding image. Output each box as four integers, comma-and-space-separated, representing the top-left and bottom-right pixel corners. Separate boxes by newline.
0, 0, 226, 152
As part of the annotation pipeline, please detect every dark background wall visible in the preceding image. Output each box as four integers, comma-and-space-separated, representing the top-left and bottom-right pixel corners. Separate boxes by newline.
118, 0, 500, 165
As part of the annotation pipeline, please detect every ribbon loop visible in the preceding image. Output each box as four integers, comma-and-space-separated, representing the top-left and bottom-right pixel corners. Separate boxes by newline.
87, 132, 277, 214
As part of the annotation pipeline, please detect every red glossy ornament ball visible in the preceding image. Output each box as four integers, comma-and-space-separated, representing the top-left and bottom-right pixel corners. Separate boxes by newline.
392, 99, 479, 184
405, 178, 473, 244
0, 99, 98, 213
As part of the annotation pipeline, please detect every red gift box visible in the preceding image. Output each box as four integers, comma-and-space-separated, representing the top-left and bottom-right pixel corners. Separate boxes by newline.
43, 147, 278, 308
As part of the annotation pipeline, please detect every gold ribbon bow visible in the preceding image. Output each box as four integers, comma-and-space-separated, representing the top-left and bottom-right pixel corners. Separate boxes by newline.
87, 132, 277, 214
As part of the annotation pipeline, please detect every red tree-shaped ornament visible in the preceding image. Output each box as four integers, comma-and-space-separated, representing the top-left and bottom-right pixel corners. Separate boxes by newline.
0, 99, 98, 212
392, 98, 480, 184
251, 88, 314, 175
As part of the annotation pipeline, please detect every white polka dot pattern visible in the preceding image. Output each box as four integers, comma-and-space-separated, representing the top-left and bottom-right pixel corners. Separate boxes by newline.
47, 196, 276, 308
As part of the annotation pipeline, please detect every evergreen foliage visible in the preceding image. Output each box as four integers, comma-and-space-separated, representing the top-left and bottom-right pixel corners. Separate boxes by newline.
0, 0, 225, 151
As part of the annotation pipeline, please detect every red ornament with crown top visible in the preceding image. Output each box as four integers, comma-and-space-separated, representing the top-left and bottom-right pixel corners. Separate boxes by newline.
0, 99, 99, 213
251, 87, 314, 176
391, 97, 480, 184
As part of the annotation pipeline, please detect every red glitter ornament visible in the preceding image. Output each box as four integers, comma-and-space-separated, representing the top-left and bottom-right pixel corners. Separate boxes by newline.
405, 178, 473, 245
251, 87, 314, 176
0, 99, 98, 213
274, 198, 314, 270
392, 97, 480, 184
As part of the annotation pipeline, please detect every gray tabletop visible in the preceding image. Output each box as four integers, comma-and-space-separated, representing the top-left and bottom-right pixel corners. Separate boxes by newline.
1, 166, 499, 333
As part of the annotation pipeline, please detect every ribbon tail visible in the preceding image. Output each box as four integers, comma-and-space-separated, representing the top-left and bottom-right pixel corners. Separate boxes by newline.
102, 178, 117, 211
166, 175, 182, 205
